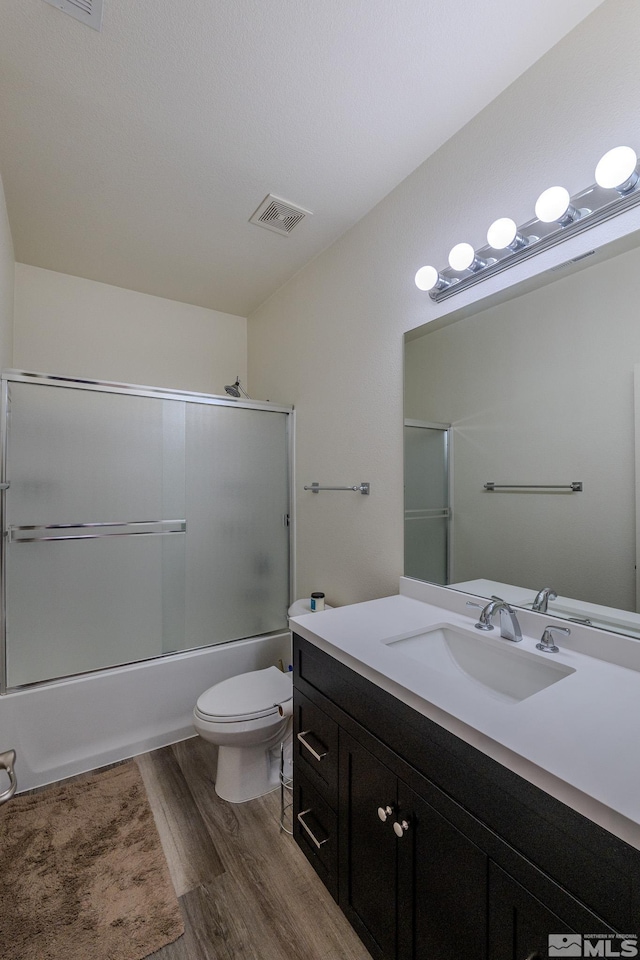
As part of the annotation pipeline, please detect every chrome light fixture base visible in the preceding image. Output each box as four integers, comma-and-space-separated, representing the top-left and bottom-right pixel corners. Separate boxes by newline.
425, 176, 640, 303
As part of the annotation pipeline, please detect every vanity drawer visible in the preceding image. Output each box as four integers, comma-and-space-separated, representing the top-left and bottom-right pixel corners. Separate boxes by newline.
293, 770, 338, 900
294, 689, 339, 802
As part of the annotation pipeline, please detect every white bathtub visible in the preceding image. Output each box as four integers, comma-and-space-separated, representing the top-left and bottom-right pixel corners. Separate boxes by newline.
0, 631, 291, 793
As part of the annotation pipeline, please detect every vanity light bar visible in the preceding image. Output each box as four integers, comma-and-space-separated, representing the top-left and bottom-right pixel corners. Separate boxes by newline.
415, 146, 640, 302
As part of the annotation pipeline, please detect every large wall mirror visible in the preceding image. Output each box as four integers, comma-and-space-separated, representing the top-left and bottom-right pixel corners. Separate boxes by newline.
404, 228, 640, 639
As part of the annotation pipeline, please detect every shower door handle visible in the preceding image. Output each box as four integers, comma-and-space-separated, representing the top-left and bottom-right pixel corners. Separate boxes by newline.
0, 749, 17, 806
8, 519, 187, 543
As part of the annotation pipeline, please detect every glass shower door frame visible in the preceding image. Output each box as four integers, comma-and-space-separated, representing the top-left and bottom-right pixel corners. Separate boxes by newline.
404, 418, 453, 585
0, 370, 295, 693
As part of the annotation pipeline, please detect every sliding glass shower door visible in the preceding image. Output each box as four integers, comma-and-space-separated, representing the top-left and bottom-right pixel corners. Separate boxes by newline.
2, 374, 291, 689
185, 401, 290, 647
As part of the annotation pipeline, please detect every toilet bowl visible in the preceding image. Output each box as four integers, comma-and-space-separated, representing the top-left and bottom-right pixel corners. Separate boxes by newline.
193, 665, 292, 803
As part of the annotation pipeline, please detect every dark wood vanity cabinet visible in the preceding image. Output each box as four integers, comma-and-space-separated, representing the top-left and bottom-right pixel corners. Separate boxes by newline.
293, 634, 639, 960
488, 864, 574, 960
339, 729, 487, 960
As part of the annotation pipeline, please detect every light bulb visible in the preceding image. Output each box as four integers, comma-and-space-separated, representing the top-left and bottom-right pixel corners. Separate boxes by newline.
448, 243, 476, 271
595, 145, 638, 194
487, 217, 531, 253
448, 243, 488, 273
414, 265, 439, 291
534, 186, 579, 226
486, 218, 517, 250
414, 264, 452, 293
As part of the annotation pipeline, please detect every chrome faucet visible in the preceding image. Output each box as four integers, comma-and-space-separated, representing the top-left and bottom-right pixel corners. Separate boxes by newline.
466, 599, 522, 642
536, 625, 570, 653
531, 587, 558, 613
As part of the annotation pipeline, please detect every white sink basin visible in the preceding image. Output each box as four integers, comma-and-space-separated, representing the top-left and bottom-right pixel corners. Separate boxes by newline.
385, 623, 575, 703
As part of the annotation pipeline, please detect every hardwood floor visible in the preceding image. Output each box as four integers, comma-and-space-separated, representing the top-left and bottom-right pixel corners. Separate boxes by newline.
137, 737, 372, 960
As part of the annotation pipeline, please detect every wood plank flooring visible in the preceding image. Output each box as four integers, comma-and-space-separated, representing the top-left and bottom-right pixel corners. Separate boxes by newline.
138, 737, 372, 960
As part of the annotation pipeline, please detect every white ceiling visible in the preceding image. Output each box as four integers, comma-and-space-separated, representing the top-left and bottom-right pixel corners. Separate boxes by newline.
0, 0, 604, 317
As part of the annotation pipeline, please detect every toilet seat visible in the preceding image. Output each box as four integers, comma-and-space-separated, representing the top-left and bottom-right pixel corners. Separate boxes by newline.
195, 666, 292, 723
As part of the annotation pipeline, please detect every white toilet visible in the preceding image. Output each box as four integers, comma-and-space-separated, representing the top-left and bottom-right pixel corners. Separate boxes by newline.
193, 665, 293, 803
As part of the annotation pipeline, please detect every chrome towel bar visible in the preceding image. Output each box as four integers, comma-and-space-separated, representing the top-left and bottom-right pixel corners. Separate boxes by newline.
484, 482, 582, 492
304, 482, 370, 495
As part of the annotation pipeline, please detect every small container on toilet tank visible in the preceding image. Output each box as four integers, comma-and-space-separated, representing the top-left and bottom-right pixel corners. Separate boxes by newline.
310, 593, 325, 612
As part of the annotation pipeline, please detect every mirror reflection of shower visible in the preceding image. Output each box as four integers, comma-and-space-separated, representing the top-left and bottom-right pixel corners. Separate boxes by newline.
403, 420, 451, 585
224, 377, 251, 399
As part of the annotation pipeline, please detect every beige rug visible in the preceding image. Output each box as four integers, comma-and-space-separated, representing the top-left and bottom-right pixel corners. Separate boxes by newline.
0, 761, 184, 960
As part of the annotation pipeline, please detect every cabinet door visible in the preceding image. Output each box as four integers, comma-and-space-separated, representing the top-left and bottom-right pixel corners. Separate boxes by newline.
397, 781, 488, 960
489, 862, 575, 960
339, 732, 399, 960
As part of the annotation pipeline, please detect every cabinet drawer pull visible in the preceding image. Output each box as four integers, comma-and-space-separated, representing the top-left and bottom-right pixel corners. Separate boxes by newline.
393, 819, 410, 838
377, 805, 395, 822
297, 809, 329, 849
297, 731, 328, 762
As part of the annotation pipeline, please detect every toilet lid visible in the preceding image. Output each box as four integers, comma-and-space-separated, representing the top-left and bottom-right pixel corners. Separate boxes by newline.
196, 666, 292, 720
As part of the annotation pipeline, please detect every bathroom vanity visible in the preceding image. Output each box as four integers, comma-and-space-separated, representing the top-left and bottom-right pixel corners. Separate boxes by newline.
290, 582, 640, 960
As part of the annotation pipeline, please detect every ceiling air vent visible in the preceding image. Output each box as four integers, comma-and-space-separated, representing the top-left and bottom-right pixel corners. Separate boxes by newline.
249, 194, 312, 236
42, 0, 104, 31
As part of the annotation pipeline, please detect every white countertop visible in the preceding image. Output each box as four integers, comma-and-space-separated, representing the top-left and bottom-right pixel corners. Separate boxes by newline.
291, 584, 640, 850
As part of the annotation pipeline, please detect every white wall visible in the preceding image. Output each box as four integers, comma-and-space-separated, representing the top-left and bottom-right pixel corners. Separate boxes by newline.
13, 264, 247, 396
0, 173, 14, 370
247, 0, 640, 608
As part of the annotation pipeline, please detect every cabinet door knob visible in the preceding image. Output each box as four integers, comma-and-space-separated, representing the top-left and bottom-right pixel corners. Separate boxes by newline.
377, 805, 395, 822
393, 819, 410, 837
